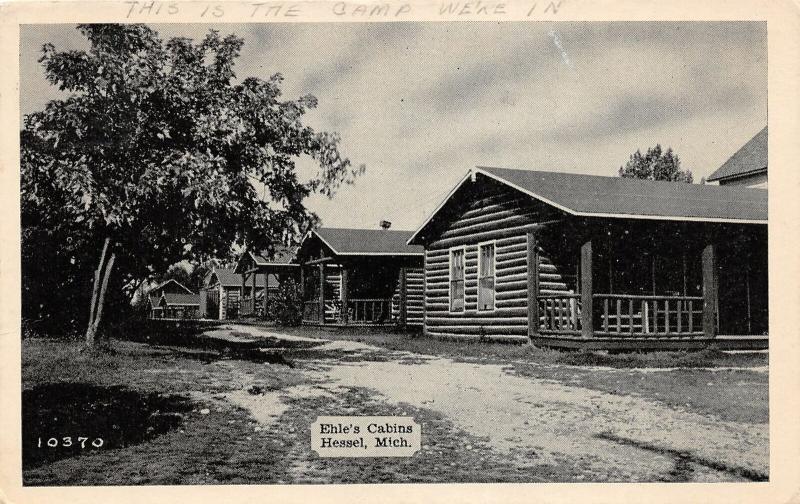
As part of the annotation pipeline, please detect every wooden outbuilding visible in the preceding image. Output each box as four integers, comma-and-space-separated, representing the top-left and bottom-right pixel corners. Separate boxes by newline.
147, 279, 195, 319
199, 267, 273, 320
157, 292, 201, 319
297, 226, 425, 327
408, 167, 768, 350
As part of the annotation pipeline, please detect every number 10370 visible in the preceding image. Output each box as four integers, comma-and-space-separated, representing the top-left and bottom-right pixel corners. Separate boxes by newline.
37, 437, 104, 448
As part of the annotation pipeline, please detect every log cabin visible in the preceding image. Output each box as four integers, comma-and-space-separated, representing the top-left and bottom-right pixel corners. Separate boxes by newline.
297, 225, 425, 327
199, 267, 273, 320
408, 167, 768, 350
234, 248, 299, 319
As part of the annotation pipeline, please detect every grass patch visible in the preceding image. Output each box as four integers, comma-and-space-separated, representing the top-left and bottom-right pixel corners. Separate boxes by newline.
273, 326, 768, 369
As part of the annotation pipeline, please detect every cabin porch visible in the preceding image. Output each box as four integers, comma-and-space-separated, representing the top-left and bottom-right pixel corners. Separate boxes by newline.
300, 257, 423, 327
529, 219, 768, 351
235, 257, 299, 320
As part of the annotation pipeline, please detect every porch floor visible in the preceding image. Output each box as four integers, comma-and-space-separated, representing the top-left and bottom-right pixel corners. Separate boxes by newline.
531, 334, 768, 351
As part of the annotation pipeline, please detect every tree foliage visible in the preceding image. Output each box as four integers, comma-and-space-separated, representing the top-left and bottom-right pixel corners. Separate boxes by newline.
21, 24, 363, 344
618, 144, 693, 183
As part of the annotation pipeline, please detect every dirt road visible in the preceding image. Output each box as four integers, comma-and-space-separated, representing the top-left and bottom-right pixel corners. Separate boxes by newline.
217, 324, 769, 482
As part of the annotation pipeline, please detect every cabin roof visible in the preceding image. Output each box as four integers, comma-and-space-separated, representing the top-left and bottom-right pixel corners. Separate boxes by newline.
251, 247, 297, 266
161, 293, 200, 306
312, 227, 424, 256
707, 127, 768, 182
209, 268, 271, 288
150, 278, 194, 295
409, 166, 768, 244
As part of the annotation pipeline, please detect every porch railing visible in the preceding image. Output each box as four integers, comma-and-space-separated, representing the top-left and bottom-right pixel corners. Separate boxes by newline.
302, 300, 340, 324
346, 298, 393, 325
303, 301, 321, 324
536, 293, 706, 338
538, 294, 582, 335
594, 294, 704, 337
240, 297, 255, 317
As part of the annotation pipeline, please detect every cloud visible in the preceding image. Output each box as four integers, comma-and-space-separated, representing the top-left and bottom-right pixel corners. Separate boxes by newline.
19, 22, 767, 230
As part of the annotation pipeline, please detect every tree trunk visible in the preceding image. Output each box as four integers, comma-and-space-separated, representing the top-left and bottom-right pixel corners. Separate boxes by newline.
85, 238, 114, 349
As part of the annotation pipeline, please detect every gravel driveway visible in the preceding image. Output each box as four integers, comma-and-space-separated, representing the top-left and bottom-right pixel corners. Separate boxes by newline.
219, 324, 768, 482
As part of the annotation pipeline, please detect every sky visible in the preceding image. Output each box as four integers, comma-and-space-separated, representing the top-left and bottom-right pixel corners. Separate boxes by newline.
19, 22, 767, 232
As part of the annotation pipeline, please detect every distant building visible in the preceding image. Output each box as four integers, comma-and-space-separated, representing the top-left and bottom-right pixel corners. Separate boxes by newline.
158, 292, 201, 319
147, 279, 195, 319
296, 227, 424, 327
707, 127, 767, 188
200, 267, 272, 320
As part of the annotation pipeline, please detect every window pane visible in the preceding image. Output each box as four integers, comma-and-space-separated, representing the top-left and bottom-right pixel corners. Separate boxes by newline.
478, 244, 495, 310
450, 249, 465, 311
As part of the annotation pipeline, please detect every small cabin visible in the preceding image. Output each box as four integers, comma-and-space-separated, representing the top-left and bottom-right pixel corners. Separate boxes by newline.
297, 226, 425, 327
409, 167, 768, 350
200, 267, 273, 320
147, 279, 195, 319
158, 292, 201, 319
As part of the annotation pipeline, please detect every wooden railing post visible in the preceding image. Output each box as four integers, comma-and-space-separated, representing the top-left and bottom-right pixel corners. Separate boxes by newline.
318, 263, 325, 324
527, 232, 539, 338
240, 270, 246, 316
398, 267, 407, 327
581, 239, 594, 338
261, 271, 269, 319
341, 267, 349, 324
702, 243, 718, 338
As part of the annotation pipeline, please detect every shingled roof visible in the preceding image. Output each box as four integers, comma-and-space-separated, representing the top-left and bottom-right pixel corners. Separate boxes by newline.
409, 166, 767, 244
707, 127, 767, 182
161, 293, 200, 306
207, 267, 273, 288
250, 247, 297, 266
313, 227, 424, 256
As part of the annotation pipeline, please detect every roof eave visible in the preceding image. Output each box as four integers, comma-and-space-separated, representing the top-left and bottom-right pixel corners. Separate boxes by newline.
707, 166, 767, 183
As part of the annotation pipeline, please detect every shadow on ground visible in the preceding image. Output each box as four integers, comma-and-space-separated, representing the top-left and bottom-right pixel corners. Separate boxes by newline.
595, 432, 768, 482
121, 321, 327, 366
22, 383, 192, 469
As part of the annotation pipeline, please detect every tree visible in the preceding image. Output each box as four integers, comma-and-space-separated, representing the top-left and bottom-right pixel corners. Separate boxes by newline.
21, 24, 364, 348
618, 144, 693, 183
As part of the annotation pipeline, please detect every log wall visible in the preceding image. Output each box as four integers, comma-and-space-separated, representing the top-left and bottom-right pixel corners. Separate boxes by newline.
423, 181, 564, 341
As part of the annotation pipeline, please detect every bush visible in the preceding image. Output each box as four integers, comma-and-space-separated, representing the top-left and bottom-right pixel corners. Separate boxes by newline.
266, 278, 303, 326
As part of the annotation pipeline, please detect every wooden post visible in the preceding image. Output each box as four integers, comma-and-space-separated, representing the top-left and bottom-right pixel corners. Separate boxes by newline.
318, 263, 325, 324
341, 267, 349, 324
398, 267, 407, 327
261, 271, 268, 319
299, 266, 306, 299
240, 270, 246, 312
581, 239, 593, 338
251, 268, 257, 315
702, 243, 717, 338
527, 232, 539, 338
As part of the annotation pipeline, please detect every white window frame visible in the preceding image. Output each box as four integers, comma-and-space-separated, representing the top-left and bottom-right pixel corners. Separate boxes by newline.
448, 246, 467, 313
477, 240, 497, 312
